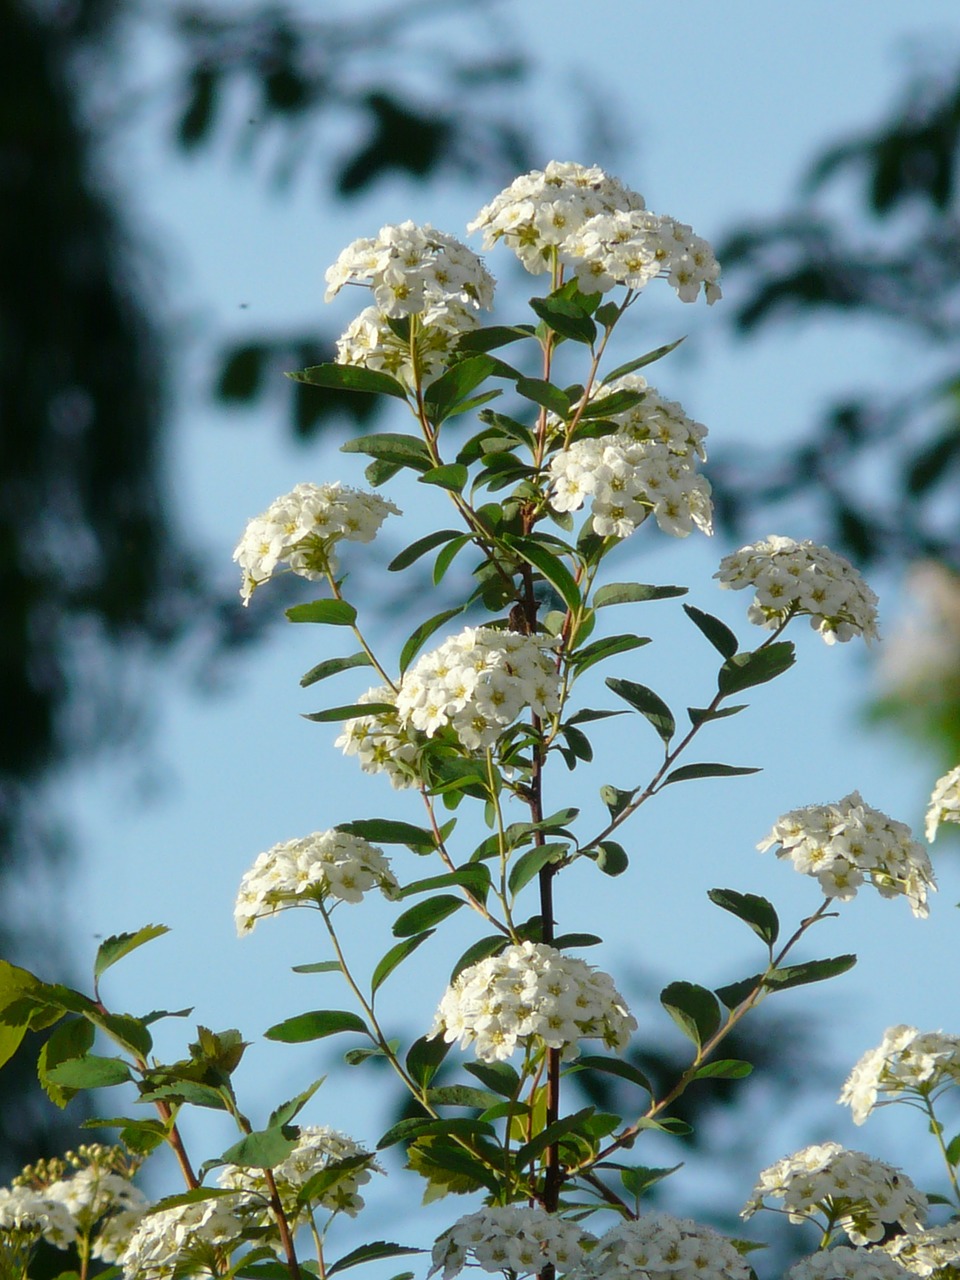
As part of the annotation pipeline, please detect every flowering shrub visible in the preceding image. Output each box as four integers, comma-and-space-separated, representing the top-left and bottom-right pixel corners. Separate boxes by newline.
2, 159, 959, 1280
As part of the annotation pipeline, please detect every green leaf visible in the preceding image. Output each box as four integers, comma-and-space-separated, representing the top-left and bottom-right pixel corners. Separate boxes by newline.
456, 325, 536, 353
660, 981, 721, 1048
764, 955, 857, 992
694, 1059, 753, 1080
514, 1106, 596, 1167
45, 1055, 132, 1089
559, 723, 593, 766
427, 1085, 501, 1109
291, 961, 342, 975
337, 819, 436, 851
601, 337, 685, 383
405, 1035, 452, 1089
94, 926, 170, 984
503, 535, 581, 613
528, 295, 597, 345
297, 1153, 376, 1207
568, 1055, 652, 1093
450, 935, 505, 982
138, 1080, 229, 1110
606, 678, 675, 744
718, 642, 796, 695
619, 1163, 683, 1198
552, 932, 602, 948
268, 1077, 326, 1128
515, 376, 571, 417
433, 535, 472, 586
945, 1132, 960, 1167
388, 530, 463, 573
683, 605, 739, 659
398, 866, 490, 900
400, 606, 465, 674
594, 841, 629, 876
392, 896, 464, 938
464, 1060, 521, 1096
303, 702, 394, 723
662, 763, 761, 786
508, 844, 568, 897
687, 704, 748, 727
220, 1126, 298, 1169
571, 634, 650, 674
714, 975, 763, 1011
0, 961, 46, 1070
424, 355, 501, 416
371, 932, 435, 995
377, 1116, 493, 1151
289, 363, 409, 400
340, 432, 433, 472
265, 1010, 370, 1044
419, 463, 468, 493
594, 582, 687, 607
579, 388, 646, 417
300, 652, 372, 689
39, 1017, 96, 1107
599, 784, 636, 821
326, 1243, 424, 1278
707, 889, 780, 947
285, 599, 357, 626
93, 1010, 152, 1058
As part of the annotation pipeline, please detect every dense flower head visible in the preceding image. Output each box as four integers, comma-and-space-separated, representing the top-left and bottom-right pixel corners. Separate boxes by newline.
234, 828, 399, 934
431, 940, 637, 1063
839, 1025, 960, 1124
335, 684, 421, 789
44, 1166, 146, 1233
548, 375, 713, 538
0, 1186, 76, 1248
758, 792, 935, 918
883, 1223, 960, 1276
742, 1142, 928, 1246
429, 1205, 594, 1279
119, 1197, 248, 1280
925, 765, 960, 842
469, 161, 720, 304
219, 1126, 379, 1222
334, 304, 466, 388
394, 626, 562, 751
234, 481, 400, 604
786, 1247, 913, 1280
576, 1212, 751, 1280
715, 536, 879, 644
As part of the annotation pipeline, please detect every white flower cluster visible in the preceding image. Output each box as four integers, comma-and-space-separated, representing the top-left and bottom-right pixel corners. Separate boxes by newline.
575, 1212, 751, 1280
335, 684, 422, 789
235, 828, 399, 934
742, 1142, 928, 1246
925, 764, 960, 842
395, 627, 562, 751
786, 1247, 912, 1280
234, 481, 400, 604
715, 536, 880, 644
119, 1197, 247, 1280
0, 1185, 76, 1248
431, 940, 637, 1063
758, 792, 936, 918
839, 1025, 960, 1124
469, 161, 721, 304
326, 221, 495, 387
548, 376, 713, 539
219, 1126, 379, 1222
884, 1223, 960, 1275
429, 1205, 593, 1279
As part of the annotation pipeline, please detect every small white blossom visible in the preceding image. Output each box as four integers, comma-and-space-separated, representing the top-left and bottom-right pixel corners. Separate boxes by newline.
715, 536, 879, 644
336, 684, 422, 788
786, 1247, 913, 1280
839, 1025, 960, 1124
743, 1142, 928, 1246
576, 1212, 751, 1280
0, 1185, 76, 1248
431, 940, 637, 1063
235, 829, 399, 934
883, 1223, 960, 1275
925, 765, 960, 842
758, 792, 935, 918
119, 1196, 248, 1280
219, 1126, 380, 1223
429, 1204, 594, 1280
45, 1166, 147, 1233
547, 376, 712, 539
234, 481, 400, 604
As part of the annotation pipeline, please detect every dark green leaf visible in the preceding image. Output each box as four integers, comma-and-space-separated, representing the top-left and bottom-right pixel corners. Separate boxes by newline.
687, 704, 748, 727
268, 1078, 326, 1128
285, 600, 357, 626
599, 784, 636, 821
300, 652, 372, 689
515, 376, 571, 417
39, 1018, 95, 1107
405, 1035, 452, 1089
568, 1055, 651, 1093
945, 1132, 960, 1166
427, 1085, 501, 1109
292, 961, 341, 975
619, 1163, 683, 1197
340, 432, 432, 471
45, 1055, 132, 1088
93, 1011, 152, 1058
660, 982, 721, 1048
398, 866, 490, 900
606, 678, 675, 744
594, 841, 629, 876
337, 819, 435, 851
419, 463, 468, 492
552, 932, 603, 948
297, 1154, 376, 1207
571, 634, 650, 674
694, 1059, 753, 1080
718, 642, 795, 695
683, 605, 739, 658
714, 975, 763, 1010
377, 1116, 493, 1150
326, 1243, 424, 1278
764, 955, 857, 991
451, 935, 505, 982
560, 724, 593, 764
707, 889, 780, 946
388, 530, 463, 573
289, 363, 409, 400
303, 702, 393, 723
579, 388, 646, 417
464, 1060, 521, 1096
508, 844, 568, 897
433, 534, 472, 586
265, 1010, 370, 1043
503, 535, 581, 613
528, 295, 597, 345
424, 356, 500, 415
94, 926, 169, 984
601, 338, 685, 383
400, 606, 465, 674
662, 763, 761, 786
392, 896, 464, 938
594, 583, 687, 607
138, 1080, 229, 1110
515, 1107, 596, 1167
456, 325, 536, 353
371, 933, 435, 995
220, 1126, 298, 1170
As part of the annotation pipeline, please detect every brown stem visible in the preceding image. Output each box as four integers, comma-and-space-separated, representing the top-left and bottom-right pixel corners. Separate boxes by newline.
262, 1168, 302, 1280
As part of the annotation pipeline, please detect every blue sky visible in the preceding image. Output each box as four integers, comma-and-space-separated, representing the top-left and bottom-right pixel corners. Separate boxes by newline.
46, 0, 960, 1259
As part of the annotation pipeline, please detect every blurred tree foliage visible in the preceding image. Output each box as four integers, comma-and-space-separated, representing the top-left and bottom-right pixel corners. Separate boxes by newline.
0, 0, 531, 1175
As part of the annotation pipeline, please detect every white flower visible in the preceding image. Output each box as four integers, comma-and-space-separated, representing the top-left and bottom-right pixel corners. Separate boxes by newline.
119, 1197, 247, 1280
883, 1222, 960, 1275
715, 536, 879, 644
839, 1025, 960, 1123
786, 1246, 912, 1280
234, 829, 399, 934
0, 1186, 76, 1248
336, 684, 422, 788
925, 765, 960, 841
93, 1208, 149, 1264
743, 1142, 928, 1246
758, 792, 935, 918
577, 1212, 751, 1280
219, 1126, 380, 1223
45, 1166, 147, 1233
431, 940, 636, 1063
429, 1205, 594, 1280
234, 481, 400, 604
547, 376, 712, 539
